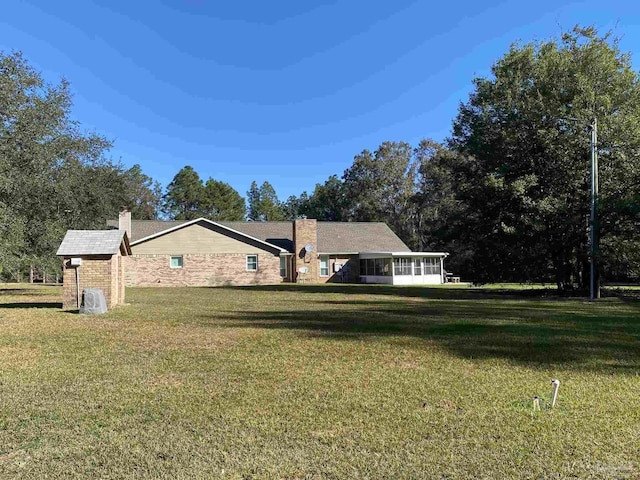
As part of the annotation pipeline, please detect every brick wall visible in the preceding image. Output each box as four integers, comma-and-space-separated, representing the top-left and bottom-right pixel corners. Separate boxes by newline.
119, 254, 125, 304
62, 255, 115, 310
108, 251, 126, 305
110, 252, 118, 305
293, 219, 318, 283
124, 253, 282, 287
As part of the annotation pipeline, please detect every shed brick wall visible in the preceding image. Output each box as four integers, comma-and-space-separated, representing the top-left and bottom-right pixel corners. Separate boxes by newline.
108, 250, 126, 306
119, 254, 125, 304
62, 255, 116, 310
124, 253, 282, 287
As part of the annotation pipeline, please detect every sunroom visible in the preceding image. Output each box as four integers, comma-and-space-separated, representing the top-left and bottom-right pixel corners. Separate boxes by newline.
358, 251, 448, 285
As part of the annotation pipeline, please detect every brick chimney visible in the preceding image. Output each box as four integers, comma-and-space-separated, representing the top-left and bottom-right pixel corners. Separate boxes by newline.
119, 209, 131, 240
293, 219, 318, 283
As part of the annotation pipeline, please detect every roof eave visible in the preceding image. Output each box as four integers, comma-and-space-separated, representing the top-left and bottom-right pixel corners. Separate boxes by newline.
358, 251, 449, 258
317, 252, 359, 255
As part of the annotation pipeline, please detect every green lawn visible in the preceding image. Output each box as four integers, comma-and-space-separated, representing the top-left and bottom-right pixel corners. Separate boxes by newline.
1, 283, 639, 479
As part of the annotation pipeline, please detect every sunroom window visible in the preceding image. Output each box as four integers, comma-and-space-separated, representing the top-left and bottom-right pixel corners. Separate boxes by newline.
393, 258, 412, 276
424, 257, 441, 274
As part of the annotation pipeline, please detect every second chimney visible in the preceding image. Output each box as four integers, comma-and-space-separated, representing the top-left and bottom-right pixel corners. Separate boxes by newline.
119, 209, 132, 241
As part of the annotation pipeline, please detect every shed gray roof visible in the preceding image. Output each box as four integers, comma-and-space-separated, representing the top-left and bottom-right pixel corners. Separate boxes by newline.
57, 230, 130, 256
106, 219, 410, 253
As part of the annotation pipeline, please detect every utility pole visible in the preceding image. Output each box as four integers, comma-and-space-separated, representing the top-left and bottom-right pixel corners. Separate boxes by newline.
590, 118, 600, 300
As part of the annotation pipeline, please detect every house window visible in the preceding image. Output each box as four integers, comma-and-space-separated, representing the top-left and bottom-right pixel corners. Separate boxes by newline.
424, 257, 441, 274
360, 259, 367, 275
393, 258, 412, 276
319, 255, 329, 276
414, 258, 422, 276
280, 256, 287, 278
170, 256, 183, 269
246, 255, 258, 272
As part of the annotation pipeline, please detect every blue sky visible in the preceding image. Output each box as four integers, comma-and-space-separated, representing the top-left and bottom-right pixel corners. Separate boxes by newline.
1, 1, 639, 200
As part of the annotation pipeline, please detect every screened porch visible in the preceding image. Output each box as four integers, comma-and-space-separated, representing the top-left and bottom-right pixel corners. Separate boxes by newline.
358, 251, 448, 285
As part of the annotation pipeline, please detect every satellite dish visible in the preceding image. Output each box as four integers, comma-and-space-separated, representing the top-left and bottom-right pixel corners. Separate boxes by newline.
304, 244, 314, 253
298, 267, 309, 274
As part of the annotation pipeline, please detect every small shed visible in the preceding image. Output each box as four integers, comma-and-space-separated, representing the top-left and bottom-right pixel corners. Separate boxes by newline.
57, 230, 131, 310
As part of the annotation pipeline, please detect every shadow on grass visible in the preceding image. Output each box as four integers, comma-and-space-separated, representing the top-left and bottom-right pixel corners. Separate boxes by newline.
0, 302, 62, 309
203, 287, 640, 372
0, 288, 46, 296
217, 283, 577, 300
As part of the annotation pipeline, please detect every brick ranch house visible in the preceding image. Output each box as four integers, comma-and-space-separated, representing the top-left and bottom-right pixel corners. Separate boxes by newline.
107, 211, 448, 287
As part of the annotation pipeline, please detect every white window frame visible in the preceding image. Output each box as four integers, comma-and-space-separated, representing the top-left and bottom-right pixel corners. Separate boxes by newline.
246, 255, 258, 272
424, 257, 441, 275
414, 258, 422, 276
319, 255, 329, 277
393, 258, 412, 276
279, 256, 287, 278
170, 255, 183, 269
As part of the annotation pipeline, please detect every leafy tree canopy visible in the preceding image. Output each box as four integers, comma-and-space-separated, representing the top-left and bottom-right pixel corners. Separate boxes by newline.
163, 166, 205, 220
247, 181, 285, 221
447, 26, 640, 287
0, 51, 162, 279
202, 178, 246, 221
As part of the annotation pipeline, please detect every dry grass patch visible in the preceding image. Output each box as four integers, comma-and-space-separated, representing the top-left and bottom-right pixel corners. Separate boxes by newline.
0, 283, 639, 478
117, 324, 244, 352
0, 345, 40, 370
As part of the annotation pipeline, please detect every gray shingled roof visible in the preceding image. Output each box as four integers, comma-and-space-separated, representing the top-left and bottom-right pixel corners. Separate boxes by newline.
106, 219, 187, 242
57, 230, 128, 256
317, 222, 410, 253
107, 219, 410, 253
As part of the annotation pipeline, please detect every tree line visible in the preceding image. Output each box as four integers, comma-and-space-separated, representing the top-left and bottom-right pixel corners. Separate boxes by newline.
0, 52, 161, 281
2, 27, 639, 288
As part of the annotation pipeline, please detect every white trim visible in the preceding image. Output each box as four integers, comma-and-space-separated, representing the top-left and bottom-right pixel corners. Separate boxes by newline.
131, 218, 287, 253
317, 252, 359, 255
246, 254, 258, 272
359, 251, 449, 259
413, 257, 422, 276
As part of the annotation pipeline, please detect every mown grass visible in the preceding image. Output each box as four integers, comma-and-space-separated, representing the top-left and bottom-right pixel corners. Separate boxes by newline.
0, 283, 639, 479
